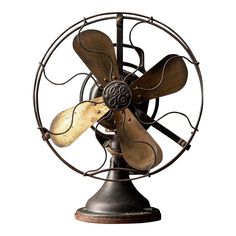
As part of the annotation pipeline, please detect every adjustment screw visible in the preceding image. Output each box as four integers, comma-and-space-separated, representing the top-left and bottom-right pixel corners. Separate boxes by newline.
104, 78, 108, 82
96, 110, 100, 114
112, 75, 117, 80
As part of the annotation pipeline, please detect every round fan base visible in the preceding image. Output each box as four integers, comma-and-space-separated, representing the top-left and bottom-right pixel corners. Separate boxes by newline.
75, 207, 161, 224
75, 156, 161, 223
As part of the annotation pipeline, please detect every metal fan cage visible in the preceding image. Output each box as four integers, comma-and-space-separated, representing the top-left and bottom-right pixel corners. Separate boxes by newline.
33, 12, 203, 182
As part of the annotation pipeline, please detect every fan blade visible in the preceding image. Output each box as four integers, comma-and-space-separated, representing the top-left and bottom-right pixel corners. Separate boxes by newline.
114, 109, 162, 171
73, 30, 120, 87
50, 97, 109, 147
130, 54, 188, 102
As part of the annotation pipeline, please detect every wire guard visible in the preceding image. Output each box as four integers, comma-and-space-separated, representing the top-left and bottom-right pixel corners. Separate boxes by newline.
33, 12, 203, 182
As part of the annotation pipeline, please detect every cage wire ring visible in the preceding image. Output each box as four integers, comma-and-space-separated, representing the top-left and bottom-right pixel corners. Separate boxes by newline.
33, 12, 203, 182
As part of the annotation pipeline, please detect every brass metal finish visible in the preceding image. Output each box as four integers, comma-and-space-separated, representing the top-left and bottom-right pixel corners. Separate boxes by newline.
73, 30, 120, 87
131, 54, 188, 102
50, 97, 109, 147
114, 109, 163, 171
34, 12, 203, 181
34, 12, 204, 224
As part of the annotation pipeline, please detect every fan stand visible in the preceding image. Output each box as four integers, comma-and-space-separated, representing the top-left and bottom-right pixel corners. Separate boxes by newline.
75, 138, 161, 224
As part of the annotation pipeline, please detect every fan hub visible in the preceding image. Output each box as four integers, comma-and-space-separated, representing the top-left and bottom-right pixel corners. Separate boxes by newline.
103, 81, 132, 110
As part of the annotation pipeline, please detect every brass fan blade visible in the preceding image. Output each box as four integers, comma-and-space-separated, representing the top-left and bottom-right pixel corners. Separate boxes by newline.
130, 54, 188, 102
50, 97, 109, 147
114, 109, 163, 171
73, 30, 120, 87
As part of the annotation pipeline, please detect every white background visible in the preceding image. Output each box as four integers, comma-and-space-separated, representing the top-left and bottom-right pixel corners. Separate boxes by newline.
1, 0, 235, 235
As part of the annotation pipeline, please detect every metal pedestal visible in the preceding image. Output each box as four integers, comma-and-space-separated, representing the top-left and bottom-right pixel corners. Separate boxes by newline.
75, 157, 161, 223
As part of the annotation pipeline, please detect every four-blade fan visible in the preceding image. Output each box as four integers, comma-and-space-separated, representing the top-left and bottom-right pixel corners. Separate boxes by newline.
50, 29, 187, 171
34, 12, 203, 224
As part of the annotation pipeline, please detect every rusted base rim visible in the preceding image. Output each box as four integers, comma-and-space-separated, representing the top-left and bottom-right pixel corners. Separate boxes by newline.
75, 207, 161, 224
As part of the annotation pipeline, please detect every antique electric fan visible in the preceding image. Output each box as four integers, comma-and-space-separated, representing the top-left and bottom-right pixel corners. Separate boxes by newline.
33, 12, 203, 223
